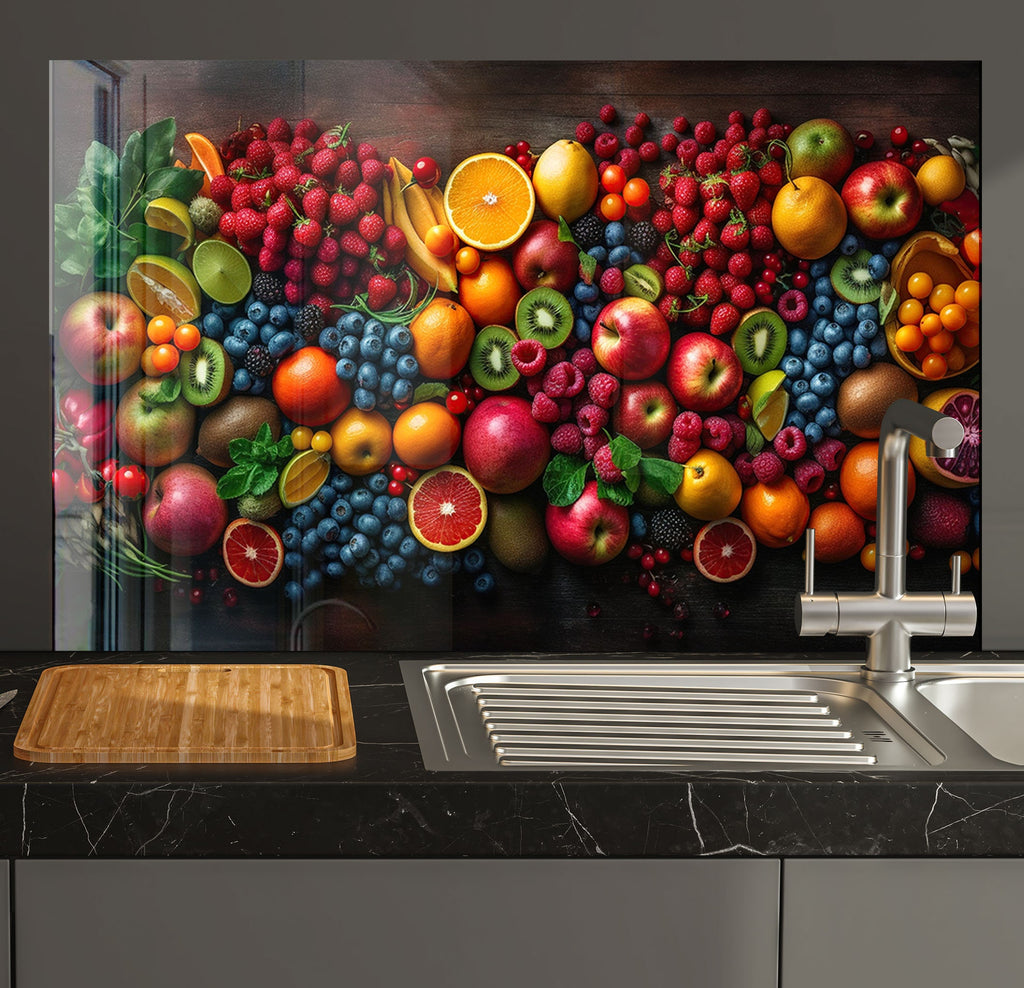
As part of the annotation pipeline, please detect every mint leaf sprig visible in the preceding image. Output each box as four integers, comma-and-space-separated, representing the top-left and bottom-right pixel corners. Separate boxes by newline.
216, 423, 294, 501
542, 434, 685, 508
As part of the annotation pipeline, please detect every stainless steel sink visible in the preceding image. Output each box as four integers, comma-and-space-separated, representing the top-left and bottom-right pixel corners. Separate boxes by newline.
401, 658, 1024, 773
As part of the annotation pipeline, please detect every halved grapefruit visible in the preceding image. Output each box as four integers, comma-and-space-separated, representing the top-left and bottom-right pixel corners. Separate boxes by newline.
908, 387, 980, 489
693, 517, 757, 583
408, 465, 488, 553
222, 518, 285, 587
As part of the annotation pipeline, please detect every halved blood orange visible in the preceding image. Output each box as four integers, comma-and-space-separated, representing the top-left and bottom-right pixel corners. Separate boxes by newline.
222, 518, 285, 588
407, 465, 488, 553
693, 517, 757, 583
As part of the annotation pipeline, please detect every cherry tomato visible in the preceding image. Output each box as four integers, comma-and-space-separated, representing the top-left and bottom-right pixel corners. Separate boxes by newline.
412, 156, 440, 189
890, 126, 909, 147
52, 468, 77, 513
424, 223, 457, 258
173, 323, 201, 351
599, 193, 626, 221
76, 470, 105, 503
961, 227, 981, 266
147, 314, 176, 345
113, 465, 149, 500
621, 177, 650, 207
455, 246, 480, 275
446, 390, 469, 415
99, 458, 120, 484
151, 344, 180, 374
600, 164, 627, 195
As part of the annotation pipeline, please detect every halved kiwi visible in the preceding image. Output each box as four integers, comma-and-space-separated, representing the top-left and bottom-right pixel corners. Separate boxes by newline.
730, 307, 788, 375
469, 325, 521, 391
830, 248, 883, 304
622, 263, 663, 303
514, 286, 572, 349
180, 338, 232, 407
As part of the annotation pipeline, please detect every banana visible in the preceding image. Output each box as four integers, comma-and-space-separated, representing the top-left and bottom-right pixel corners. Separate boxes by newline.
390, 156, 444, 242
381, 171, 393, 227
426, 184, 449, 227
387, 168, 458, 293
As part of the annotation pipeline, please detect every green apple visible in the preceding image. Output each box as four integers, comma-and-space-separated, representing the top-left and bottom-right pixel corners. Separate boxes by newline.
787, 118, 856, 188
116, 378, 196, 468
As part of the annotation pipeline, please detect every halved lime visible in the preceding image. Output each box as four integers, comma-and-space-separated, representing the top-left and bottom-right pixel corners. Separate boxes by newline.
191, 239, 253, 305
278, 449, 331, 509
746, 369, 789, 442
144, 196, 194, 252
126, 254, 202, 323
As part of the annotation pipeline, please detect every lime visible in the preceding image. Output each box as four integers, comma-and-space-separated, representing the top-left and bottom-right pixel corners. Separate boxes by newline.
126, 254, 202, 323
278, 449, 331, 509
191, 239, 253, 305
746, 369, 789, 442
144, 196, 194, 251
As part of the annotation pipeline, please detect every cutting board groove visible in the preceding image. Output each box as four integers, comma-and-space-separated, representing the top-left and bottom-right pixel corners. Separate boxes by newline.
13, 664, 356, 763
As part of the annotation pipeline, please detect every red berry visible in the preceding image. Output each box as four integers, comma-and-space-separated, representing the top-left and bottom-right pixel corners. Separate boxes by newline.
890, 125, 909, 147
387, 480, 405, 496
654, 547, 671, 565
599, 104, 617, 124
647, 580, 661, 598
445, 390, 469, 415
575, 121, 596, 145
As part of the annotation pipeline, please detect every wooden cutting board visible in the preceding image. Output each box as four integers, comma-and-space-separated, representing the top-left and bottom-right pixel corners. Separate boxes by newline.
13, 663, 357, 764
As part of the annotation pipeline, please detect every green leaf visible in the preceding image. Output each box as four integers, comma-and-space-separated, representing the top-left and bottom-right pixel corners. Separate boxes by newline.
125, 221, 177, 257
542, 454, 590, 507
76, 211, 109, 250
249, 466, 278, 497
141, 117, 177, 174
228, 436, 255, 464
638, 457, 685, 497
81, 140, 118, 199
745, 423, 766, 455
274, 434, 295, 458
140, 374, 182, 406
54, 202, 81, 238
93, 231, 137, 281
578, 251, 597, 285
59, 253, 90, 277
596, 477, 634, 506
413, 382, 450, 403
144, 166, 204, 203
608, 434, 642, 472
557, 216, 576, 244
216, 464, 257, 501
878, 281, 898, 326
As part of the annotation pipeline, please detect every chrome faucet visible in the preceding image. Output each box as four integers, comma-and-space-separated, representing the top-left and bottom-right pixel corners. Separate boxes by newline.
796, 399, 977, 682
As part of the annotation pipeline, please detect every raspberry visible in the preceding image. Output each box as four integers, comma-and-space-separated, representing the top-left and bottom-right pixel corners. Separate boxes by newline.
587, 372, 620, 409
258, 247, 285, 273
338, 230, 369, 257
693, 120, 716, 145
614, 147, 641, 177
667, 434, 700, 464
544, 361, 585, 399
592, 444, 623, 483
774, 425, 808, 462
230, 182, 254, 212
266, 117, 292, 143
576, 403, 609, 436
794, 457, 825, 494
724, 122, 746, 146
293, 118, 320, 143
583, 433, 609, 461
701, 416, 733, 452
208, 174, 236, 210
638, 141, 660, 163
733, 451, 758, 486
660, 133, 679, 154
575, 121, 596, 145
531, 391, 561, 424
676, 138, 700, 168
510, 338, 547, 377
571, 347, 599, 376
725, 413, 747, 451
599, 104, 617, 124
753, 450, 785, 484
812, 437, 847, 472
550, 422, 583, 455
594, 132, 620, 159
624, 124, 645, 148
673, 115, 690, 134
751, 107, 772, 130
599, 266, 624, 296
672, 410, 703, 441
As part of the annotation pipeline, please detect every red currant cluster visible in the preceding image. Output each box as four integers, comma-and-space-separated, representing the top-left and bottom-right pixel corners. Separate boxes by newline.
447, 376, 487, 417
385, 462, 421, 497
501, 139, 536, 175
853, 124, 931, 172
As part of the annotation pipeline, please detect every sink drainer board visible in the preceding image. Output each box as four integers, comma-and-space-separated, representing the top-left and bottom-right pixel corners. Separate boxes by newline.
401, 660, 948, 772
14, 664, 357, 763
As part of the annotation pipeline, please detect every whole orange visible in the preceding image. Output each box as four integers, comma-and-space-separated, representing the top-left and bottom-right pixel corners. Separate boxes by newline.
807, 501, 867, 563
329, 407, 393, 476
740, 476, 811, 549
272, 347, 351, 428
409, 298, 476, 380
839, 440, 917, 521
771, 176, 847, 260
457, 255, 520, 327
672, 448, 742, 522
392, 401, 462, 471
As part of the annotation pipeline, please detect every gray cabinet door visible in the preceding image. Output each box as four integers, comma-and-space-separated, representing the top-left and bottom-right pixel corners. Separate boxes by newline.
782, 859, 1024, 988
15, 859, 779, 988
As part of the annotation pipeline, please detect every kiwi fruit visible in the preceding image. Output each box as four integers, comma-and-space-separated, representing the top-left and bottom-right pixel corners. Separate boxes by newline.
514, 286, 573, 349
180, 338, 233, 407
837, 362, 918, 438
196, 395, 282, 468
830, 248, 883, 304
486, 491, 549, 574
469, 325, 520, 391
730, 307, 788, 375
622, 263, 663, 303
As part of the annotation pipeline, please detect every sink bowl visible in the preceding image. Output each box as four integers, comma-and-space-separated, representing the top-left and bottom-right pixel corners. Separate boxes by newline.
916, 678, 1024, 765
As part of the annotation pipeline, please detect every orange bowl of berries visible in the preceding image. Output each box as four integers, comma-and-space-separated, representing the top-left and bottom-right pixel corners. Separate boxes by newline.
884, 231, 979, 381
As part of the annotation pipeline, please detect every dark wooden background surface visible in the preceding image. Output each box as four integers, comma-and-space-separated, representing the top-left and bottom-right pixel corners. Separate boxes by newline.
52, 60, 981, 654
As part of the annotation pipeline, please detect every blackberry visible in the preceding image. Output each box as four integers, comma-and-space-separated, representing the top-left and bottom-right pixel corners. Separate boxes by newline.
627, 220, 660, 258
648, 508, 694, 553
251, 271, 286, 305
244, 345, 274, 378
294, 303, 325, 341
570, 212, 605, 251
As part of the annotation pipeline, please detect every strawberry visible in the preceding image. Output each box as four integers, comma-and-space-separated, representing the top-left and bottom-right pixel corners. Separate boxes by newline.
356, 142, 380, 164
692, 217, 720, 246
266, 197, 295, 231
680, 299, 712, 328
230, 182, 254, 212
293, 217, 323, 248
334, 159, 361, 191
744, 196, 773, 228
720, 210, 750, 251
273, 164, 302, 195
694, 151, 719, 176
290, 136, 314, 160
360, 158, 386, 187
663, 265, 694, 297
293, 118, 320, 143
209, 174, 236, 209
651, 207, 674, 234
218, 211, 236, 238
703, 245, 730, 272
232, 207, 266, 241
357, 212, 386, 244
366, 274, 398, 311
726, 141, 753, 172
339, 229, 370, 258
703, 196, 733, 224
672, 204, 700, 235
263, 225, 289, 253
658, 293, 685, 324
352, 182, 378, 213
258, 247, 285, 273
381, 224, 407, 256
730, 282, 756, 310
310, 148, 339, 179
727, 250, 753, 278
328, 192, 359, 227
693, 268, 723, 306
709, 302, 741, 336
749, 224, 775, 251
728, 170, 760, 211
700, 174, 728, 201
316, 236, 341, 263
339, 256, 361, 279
724, 122, 747, 147
676, 244, 702, 270
266, 117, 292, 143
757, 159, 784, 188
302, 186, 329, 223
250, 176, 277, 209
246, 139, 274, 173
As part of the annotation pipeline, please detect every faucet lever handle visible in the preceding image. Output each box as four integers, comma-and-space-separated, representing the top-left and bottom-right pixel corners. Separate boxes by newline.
951, 551, 962, 595
804, 529, 815, 595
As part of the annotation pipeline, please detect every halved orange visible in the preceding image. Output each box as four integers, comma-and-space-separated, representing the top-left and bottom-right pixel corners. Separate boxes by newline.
443, 152, 536, 252
125, 254, 202, 323
408, 465, 488, 552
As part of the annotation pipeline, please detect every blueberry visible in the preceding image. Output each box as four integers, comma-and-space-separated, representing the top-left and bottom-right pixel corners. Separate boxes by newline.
356, 513, 382, 538
802, 360, 818, 380
330, 499, 353, 524
630, 513, 648, 539
232, 367, 253, 392
420, 564, 442, 587
387, 553, 407, 573
791, 378, 810, 397
826, 422, 843, 438
374, 563, 396, 589
815, 405, 838, 429
335, 357, 357, 380
337, 311, 365, 336
202, 312, 225, 340
380, 347, 398, 371
392, 378, 414, 403
372, 495, 391, 520
881, 239, 901, 259
968, 486, 981, 508
249, 378, 267, 396
462, 547, 487, 574
840, 233, 862, 256
247, 300, 269, 324
322, 541, 341, 560
357, 362, 379, 391
586, 245, 608, 264
603, 221, 626, 247
810, 372, 836, 397
386, 325, 413, 352
869, 333, 889, 358
812, 294, 833, 317
431, 551, 456, 574
331, 472, 354, 494
814, 276, 834, 299
823, 322, 845, 346
281, 526, 302, 551
811, 319, 828, 342
809, 259, 830, 279
363, 318, 385, 339
300, 529, 321, 554
574, 281, 600, 303
399, 535, 421, 559
804, 421, 824, 445
474, 572, 496, 594
832, 341, 854, 367
224, 336, 251, 362
284, 551, 304, 571
316, 517, 341, 543
379, 371, 396, 397
854, 319, 878, 344
302, 569, 323, 592
212, 301, 238, 318
353, 388, 376, 411
259, 323, 276, 345
292, 504, 317, 531
581, 302, 603, 322
396, 354, 419, 379
786, 410, 808, 431
574, 318, 593, 343
783, 355, 804, 379
319, 326, 343, 353
833, 301, 856, 327
325, 560, 346, 580
381, 523, 405, 551
387, 496, 407, 522
856, 303, 879, 323
270, 304, 290, 327
834, 363, 853, 380
232, 319, 259, 344
367, 472, 389, 495
807, 341, 832, 369
852, 344, 872, 368
284, 580, 304, 602
350, 488, 374, 513
338, 334, 361, 360
359, 335, 384, 360
348, 532, 371, 558
268, 330, 296, 358
787, 327, 809, 357
608, 244, 632, 268
338, 544, 356, 567
795, 390, 821, 416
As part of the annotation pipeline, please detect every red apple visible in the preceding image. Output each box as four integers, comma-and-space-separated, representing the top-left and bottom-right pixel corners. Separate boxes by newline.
462, 395, 551, 494
512, 219, 580, 293
666, 333, 744, 413
143, 463, 228, 557
612, 380, 678, 449
841, 160, 924, 240
545, 480, 629, 566
116, 377, 196, 468
58, 292, 147, 385
786, 117, 856, 188
591, 296, 671, 380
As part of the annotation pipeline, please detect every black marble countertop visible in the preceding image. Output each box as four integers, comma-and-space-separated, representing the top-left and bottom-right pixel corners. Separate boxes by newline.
1, 651, 1022, 859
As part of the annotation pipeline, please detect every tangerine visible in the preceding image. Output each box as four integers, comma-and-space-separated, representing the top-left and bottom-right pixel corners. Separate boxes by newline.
673, 449, 742, 522
770, 176, 847, 260
272, 347, 352, 428
915, 153, 966, 207
740, 476, 810, 549
392, 401, 462, 471
808, 501, 866, 563
839, 440, 917, 521
457, 255, 520, 327
961, 228, 981, 267
408, 298, 477, 379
